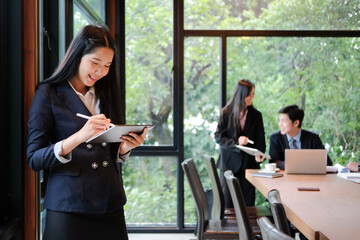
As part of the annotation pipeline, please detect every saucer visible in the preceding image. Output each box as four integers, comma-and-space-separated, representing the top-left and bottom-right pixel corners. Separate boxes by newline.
259, 168, 280, 173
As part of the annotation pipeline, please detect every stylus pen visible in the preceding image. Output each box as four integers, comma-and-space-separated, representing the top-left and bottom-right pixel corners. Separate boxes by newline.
247, 139, 254, 144
76, 113, 115, 126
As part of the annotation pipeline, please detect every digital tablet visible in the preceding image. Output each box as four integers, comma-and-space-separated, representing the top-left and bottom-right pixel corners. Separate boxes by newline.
235, 145, 268, 158
86, 125, 154, 143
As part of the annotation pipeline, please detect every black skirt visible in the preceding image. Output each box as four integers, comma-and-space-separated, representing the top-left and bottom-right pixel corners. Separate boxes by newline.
43, 209, 128, 240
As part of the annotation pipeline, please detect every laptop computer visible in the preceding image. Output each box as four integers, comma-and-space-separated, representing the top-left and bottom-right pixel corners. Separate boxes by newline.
285, 149, 327, 174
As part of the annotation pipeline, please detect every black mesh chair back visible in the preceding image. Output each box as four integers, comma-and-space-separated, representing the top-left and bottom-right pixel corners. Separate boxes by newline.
224, 170, 255, 240
204, 156, 225, 220
267, 189, 292, 236
182, 158, 209, 240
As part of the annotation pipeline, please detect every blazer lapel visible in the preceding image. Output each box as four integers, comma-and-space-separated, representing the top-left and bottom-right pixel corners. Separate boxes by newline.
300, 130, 309, 149
242, 108, 253, 135
281, 134, 290, 149
57, 82, 93, 116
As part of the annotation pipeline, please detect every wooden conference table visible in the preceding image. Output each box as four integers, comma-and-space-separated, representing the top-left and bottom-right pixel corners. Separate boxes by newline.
246, 169, 360, 240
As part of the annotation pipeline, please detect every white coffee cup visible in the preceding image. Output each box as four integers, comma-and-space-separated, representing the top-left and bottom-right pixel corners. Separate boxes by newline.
264, 163, 276, 171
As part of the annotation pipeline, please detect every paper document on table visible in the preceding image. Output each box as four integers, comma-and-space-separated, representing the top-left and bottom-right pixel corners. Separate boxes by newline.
337, 172, 360, 183
235, 145, 268, 158
337, 172, 360, 179
349, 179, 360, 184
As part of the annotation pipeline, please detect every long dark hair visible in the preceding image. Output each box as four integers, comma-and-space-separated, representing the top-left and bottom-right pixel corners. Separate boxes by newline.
223, 79, 255, 136
42, 25, 123, 124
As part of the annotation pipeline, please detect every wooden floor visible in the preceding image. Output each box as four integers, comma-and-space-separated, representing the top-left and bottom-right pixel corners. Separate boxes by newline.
128, 233, 197, 240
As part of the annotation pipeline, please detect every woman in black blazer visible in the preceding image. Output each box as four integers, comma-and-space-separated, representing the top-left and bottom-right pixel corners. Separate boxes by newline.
215, 79, 266, 207
27, 25, 147, 240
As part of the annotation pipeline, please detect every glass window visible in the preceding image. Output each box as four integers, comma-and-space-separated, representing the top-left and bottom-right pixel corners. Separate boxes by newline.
74, 4, 90, 34
73, 0, 106, 35
185, 0, 360, 30
183, 37, 220, 224
83, 0, 105, 20
125, 0, 174, 146
184, 37, 220, 160
123, 156, 178, 227
227, 37, 360, 162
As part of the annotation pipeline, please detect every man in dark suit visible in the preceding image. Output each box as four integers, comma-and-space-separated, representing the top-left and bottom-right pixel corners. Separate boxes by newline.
267, 104, 332, 240
269, 104, 332, 170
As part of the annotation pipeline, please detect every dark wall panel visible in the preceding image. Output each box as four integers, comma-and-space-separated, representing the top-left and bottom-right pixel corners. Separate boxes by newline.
0, 0, 24, 239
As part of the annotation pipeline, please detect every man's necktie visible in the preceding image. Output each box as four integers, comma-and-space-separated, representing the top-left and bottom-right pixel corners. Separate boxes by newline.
289, 138, 299, 149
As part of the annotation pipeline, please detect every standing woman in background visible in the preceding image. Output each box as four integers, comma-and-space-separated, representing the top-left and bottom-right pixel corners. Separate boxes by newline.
27, 25, 147, 240
215, 79, 266, 207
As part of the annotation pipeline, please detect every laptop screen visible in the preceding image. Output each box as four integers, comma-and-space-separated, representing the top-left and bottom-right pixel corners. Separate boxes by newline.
285, 149, 327, 175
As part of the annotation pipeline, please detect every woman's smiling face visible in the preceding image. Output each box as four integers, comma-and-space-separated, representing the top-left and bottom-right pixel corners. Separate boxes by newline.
71, 47, 114, 94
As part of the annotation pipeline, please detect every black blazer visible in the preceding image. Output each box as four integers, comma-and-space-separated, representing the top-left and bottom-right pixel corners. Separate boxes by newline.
215, 106, 265, 173
269, 129, 332, 170
27, 82, 126, 214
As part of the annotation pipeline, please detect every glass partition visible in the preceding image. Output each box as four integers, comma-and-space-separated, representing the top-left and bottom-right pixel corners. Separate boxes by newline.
185, 0, 359, 30
123, 156, 178, 227
183, 37, 221, 224
125, 0, 174, 146
227, 37, 360, 163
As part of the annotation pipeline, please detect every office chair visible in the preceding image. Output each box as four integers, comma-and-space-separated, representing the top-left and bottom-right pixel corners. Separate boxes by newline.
204, 156, 271, 220
182, 159, 238, 240
257, 217, 295, 240
224, 170, 262, 240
